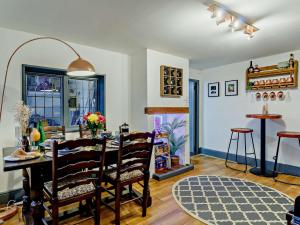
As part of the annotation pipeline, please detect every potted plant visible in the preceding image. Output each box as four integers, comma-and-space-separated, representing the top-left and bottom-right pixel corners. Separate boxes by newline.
162, 118, 188, 167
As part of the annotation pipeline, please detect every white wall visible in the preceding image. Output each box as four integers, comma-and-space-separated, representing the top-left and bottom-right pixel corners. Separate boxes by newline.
129, 49, 148, 131
0, 27, 130, 192
193, 50, 300, 167
146, 49, 190, 165
146, 49, 189, 107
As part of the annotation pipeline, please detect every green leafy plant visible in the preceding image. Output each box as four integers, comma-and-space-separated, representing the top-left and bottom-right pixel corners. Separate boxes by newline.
162, 118, 188, 155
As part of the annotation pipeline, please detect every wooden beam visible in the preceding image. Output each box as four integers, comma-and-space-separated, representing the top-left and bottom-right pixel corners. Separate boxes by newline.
144, 107, 189, 115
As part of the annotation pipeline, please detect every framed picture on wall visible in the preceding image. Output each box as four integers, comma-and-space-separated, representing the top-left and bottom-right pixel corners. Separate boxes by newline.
208, 82, 219, 97
225, 80, 238, 96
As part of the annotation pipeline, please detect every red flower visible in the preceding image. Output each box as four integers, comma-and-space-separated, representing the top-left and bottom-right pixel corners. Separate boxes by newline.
95, 112, 100, 115
83, 115, 88, 121
98, 115, 105, 123
87, 112, 91, 116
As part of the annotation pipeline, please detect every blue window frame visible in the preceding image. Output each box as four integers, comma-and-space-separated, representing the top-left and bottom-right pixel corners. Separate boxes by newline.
22, 65, 105, 128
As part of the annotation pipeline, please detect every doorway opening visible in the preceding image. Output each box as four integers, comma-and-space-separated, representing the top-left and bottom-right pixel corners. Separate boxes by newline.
189, 79, 199, 156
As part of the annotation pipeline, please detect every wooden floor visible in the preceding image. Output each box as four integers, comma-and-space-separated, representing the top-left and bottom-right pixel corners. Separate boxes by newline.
6, 155, 300, 225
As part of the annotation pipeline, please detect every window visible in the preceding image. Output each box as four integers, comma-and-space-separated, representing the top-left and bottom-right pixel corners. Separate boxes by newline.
22, 65, 105, 128
68, 78, 100, 126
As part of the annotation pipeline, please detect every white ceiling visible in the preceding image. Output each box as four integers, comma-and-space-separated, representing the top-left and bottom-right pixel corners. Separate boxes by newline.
0, 0, 300, 69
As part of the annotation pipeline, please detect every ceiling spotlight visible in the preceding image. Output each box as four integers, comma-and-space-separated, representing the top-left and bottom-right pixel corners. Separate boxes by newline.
228, 16, 235, 27
216, 9, 224, 18
211, 9, 217, 18
247, 33, 254, 40
216, 18, 225, 26
233, 20, 240, 28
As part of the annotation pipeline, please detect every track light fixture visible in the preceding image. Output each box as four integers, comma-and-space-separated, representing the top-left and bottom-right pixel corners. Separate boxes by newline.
207, 3, 258, 39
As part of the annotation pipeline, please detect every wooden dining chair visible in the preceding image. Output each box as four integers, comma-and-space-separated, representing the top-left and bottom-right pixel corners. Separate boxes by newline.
103, 131, 155, 225
43, 138, 106, 225
43, 125, 66, 140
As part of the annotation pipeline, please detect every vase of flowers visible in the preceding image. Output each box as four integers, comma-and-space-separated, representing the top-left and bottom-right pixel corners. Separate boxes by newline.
83, 112, 105, 139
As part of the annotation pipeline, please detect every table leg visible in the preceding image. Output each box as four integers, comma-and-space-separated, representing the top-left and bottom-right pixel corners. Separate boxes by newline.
250, 119, 274, 177
261, 118, 266, 174
22, 168, 32, 225
30, 167, 45, 225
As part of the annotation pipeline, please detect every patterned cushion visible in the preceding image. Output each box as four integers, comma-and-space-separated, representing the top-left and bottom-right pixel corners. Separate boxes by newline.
44, 181, 95, 200
107, 169, 144, 182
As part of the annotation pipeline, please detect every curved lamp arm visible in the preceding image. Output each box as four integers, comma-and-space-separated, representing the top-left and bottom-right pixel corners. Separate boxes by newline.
0, 37, 82, 121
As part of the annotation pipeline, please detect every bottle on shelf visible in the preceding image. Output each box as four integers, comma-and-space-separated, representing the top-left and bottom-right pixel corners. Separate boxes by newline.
164, 76, 169, 85
248, 61, 254, 73
170, 77, 175, 85
289, 53, 294, 68
254, 64, 260, 73
164, 67, 169, 76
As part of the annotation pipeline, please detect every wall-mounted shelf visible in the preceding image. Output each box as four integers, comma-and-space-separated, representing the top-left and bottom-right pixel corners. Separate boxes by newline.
246, 60, 298, 91
160, 65, 183, 97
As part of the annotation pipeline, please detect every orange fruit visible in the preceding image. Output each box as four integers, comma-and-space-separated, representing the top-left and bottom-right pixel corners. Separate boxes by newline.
30, 128, 41, 142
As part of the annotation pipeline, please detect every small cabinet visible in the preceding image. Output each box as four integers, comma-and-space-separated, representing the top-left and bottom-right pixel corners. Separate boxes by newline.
160, 65, 183, 97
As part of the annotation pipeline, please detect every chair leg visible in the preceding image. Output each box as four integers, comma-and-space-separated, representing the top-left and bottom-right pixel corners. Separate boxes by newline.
51, 205, 59, 225
236, 133, 240, 163
105, 165, 108, 186
244, 134, 248, 172
225, 132, 234, 167
115, 183, 121, 225
95, 189, 101, 225
250, 133, 258, 168
142, 174, 149, 217
273, 137, 281, 178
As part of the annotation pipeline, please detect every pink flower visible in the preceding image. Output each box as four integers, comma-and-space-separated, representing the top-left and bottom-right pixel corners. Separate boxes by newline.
98, 115, 105, 123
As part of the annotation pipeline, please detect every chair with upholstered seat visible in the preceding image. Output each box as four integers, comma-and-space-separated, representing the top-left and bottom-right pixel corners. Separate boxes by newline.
273, 131, 300, 185
43, 125, 66, 140
225, 128, 257, 172
43, 138, 106, 225
103, 131, 155, 225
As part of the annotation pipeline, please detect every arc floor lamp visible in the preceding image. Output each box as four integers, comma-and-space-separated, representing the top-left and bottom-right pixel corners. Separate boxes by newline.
0, 36, 96, 121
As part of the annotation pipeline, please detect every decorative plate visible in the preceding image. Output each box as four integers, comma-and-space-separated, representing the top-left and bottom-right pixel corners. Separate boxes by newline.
4, 152, 41, 162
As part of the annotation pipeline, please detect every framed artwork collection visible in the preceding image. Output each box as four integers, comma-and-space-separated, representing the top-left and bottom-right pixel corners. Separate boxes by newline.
208, 80, 239, 97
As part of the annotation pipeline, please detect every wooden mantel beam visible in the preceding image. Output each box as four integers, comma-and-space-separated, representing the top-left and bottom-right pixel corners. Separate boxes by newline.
144, 107, 189, 115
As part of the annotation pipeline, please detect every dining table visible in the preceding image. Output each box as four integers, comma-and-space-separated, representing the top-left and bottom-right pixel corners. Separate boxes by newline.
246, 114, 282, 177
2, 140, 153, 225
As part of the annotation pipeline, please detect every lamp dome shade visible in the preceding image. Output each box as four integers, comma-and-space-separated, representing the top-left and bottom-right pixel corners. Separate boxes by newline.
67, 57, 96, 76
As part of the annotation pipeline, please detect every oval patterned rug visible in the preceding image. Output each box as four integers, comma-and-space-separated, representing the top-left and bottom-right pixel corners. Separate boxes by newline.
172, 175, 293, 225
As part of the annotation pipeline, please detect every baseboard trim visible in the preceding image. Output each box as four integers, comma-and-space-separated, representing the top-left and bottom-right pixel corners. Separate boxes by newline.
200, 147, 300, 177
0, 188, 24, 205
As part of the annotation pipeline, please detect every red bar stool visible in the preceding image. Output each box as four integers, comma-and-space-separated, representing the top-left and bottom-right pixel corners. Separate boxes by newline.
273, 131, 300, 185
225, 128, 257, 173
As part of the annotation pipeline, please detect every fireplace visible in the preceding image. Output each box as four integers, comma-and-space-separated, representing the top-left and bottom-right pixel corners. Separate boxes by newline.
145, 107, 194, 180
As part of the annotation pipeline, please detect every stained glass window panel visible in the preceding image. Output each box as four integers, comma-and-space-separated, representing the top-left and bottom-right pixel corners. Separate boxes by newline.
24, 72, 63, 126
